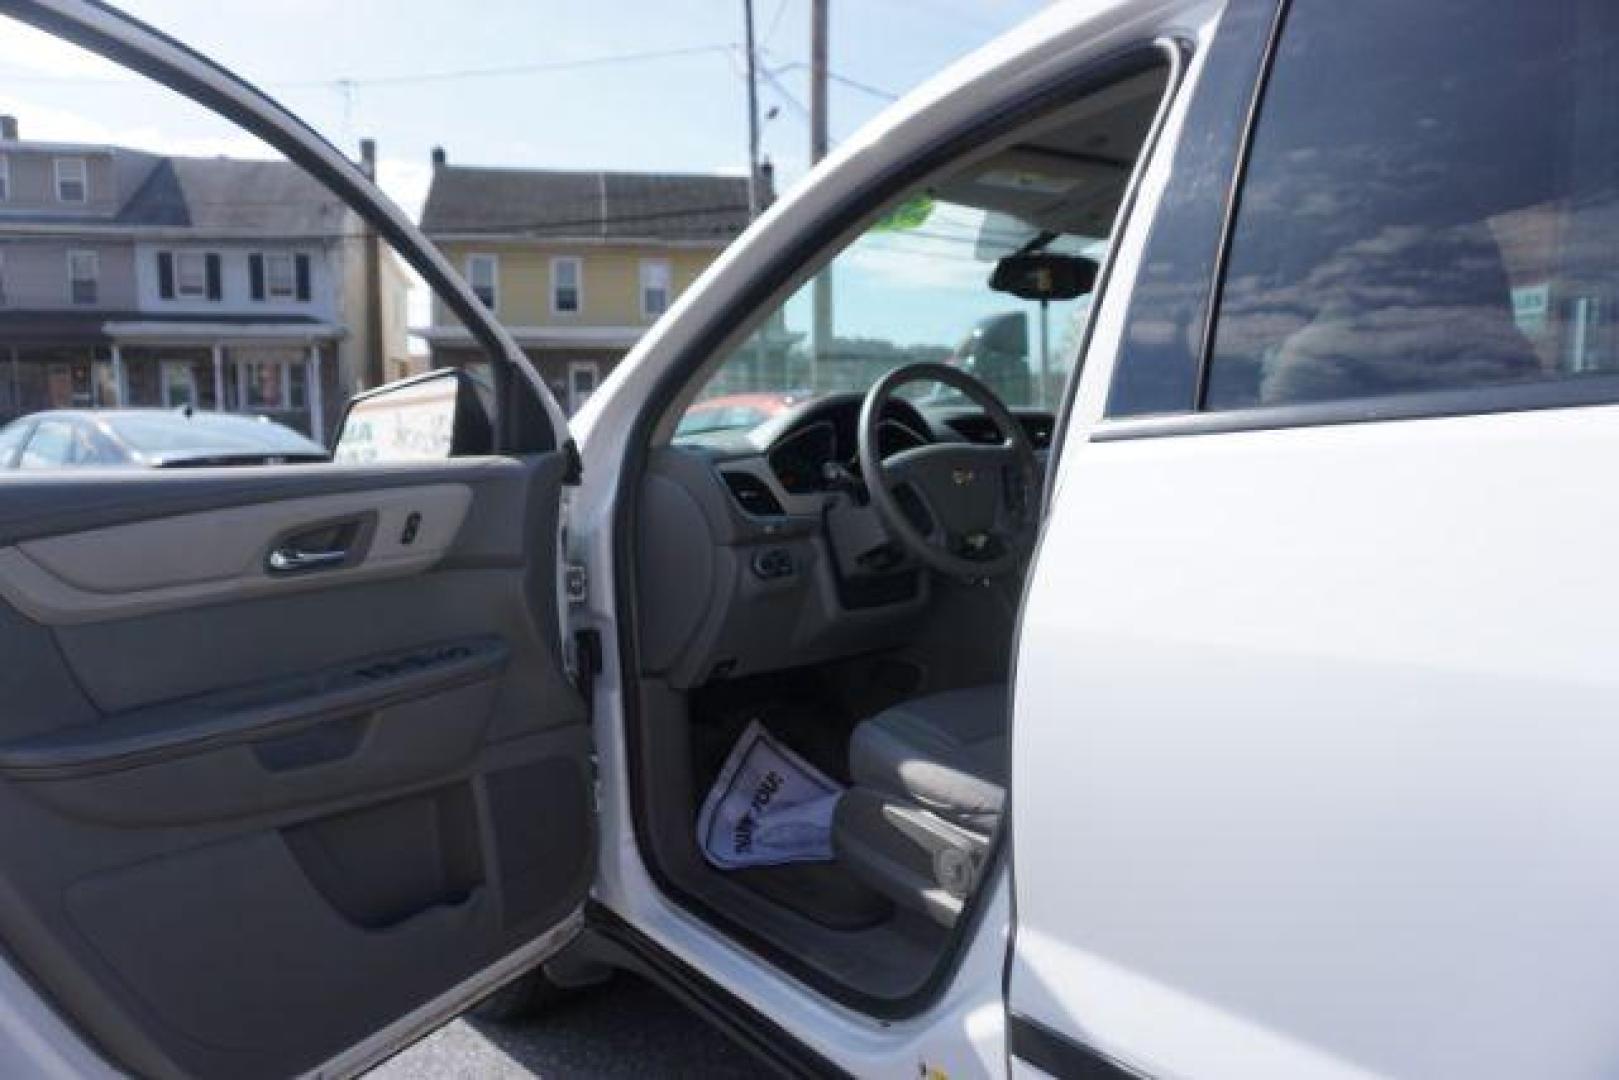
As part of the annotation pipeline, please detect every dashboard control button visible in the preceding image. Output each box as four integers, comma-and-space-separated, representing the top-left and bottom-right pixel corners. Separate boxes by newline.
751, 548, 795, 580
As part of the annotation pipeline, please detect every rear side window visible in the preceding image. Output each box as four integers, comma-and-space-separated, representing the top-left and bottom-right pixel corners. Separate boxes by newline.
1205, 0, 1619, 411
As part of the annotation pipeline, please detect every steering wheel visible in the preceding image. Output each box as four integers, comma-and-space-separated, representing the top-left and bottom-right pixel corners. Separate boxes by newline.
858, 362, 1041, 580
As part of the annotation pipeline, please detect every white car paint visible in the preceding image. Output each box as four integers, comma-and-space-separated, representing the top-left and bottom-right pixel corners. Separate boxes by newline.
8, 0, 1608, 1075
1012, 404, 1619, 1079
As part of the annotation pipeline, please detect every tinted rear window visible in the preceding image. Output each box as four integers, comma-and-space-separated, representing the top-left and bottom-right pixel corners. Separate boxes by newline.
1206, 0, 1619, 410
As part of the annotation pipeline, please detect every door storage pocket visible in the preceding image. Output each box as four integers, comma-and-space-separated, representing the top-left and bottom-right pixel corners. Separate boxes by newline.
66, 829, 496, 1058
3, 639, 507, 825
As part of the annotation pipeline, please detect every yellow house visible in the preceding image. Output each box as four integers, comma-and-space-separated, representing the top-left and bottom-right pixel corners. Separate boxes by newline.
418, 154, 756, 413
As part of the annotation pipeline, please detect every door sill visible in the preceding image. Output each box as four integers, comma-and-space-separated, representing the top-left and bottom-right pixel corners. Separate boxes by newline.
314, 908, 585, 1080
582, 901, 848, 1079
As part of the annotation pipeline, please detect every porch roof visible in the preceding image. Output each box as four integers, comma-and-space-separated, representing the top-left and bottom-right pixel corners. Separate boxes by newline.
414, 323, 642, 350
0, 311, 345, 347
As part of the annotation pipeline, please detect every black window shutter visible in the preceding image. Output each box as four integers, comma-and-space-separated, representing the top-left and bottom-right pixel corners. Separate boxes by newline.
248, 253, 264, 300
295, 254, 311, 301
205, 253, 222, 300
157, 252, 174, 299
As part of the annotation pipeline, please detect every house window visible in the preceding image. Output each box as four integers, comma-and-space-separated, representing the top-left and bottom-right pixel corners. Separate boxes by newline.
239, 360, 288, 410
175, 252, 208, 299
466, 254, 497, 309
265, 253, 296, 299
249, 251, 309, 301
0, 155, 10, 201
67, 250, 98, 305
158, 251, 221, 301
551, 256, 581, 314
641, 259, 672, 318
54, 157, 87, 203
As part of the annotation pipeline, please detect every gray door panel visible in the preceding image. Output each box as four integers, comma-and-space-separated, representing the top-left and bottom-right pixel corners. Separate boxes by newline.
0, 454, 592, 1079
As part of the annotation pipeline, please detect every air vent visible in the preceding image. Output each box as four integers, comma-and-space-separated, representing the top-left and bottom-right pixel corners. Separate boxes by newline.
1022, 416, 1054, 449
720, 470, 785, 516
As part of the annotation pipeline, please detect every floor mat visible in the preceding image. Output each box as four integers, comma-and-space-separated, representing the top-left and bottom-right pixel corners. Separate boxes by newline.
697, 721, 843, 869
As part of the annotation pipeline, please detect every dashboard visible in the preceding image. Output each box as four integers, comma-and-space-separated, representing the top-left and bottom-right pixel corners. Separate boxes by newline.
640, 392, 1055, 688
731, 393, 1052, 500
767, 402, 933, 494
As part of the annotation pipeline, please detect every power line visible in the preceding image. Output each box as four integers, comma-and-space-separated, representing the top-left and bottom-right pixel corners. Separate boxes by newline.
769, 59, 898, 101
756, 62, 811, 123
762, 0, 792, 45
0, 43, 736, 90
277, 44, 736, 89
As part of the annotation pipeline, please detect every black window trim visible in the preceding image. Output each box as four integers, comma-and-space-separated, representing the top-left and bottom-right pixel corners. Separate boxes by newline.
1094, 0, 1283, 423
1092, 0, 1619, 443
1190, 0, 1293, 414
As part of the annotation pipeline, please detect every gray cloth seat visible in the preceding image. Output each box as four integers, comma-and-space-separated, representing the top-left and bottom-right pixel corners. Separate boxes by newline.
835, 685, 1008, 926
847, 684, 1008, 833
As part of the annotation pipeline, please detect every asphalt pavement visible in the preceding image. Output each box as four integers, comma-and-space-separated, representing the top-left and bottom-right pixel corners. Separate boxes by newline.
367, 974, 763, 1079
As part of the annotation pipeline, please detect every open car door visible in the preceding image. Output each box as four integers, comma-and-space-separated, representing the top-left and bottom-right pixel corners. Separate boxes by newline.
0, 2, 594, 1076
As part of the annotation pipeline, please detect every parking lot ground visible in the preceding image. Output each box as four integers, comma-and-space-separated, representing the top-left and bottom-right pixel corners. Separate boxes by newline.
368, 974, 763, 1079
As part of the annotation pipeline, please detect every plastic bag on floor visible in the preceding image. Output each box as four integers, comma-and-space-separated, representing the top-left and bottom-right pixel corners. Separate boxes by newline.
697, 720, 843, 869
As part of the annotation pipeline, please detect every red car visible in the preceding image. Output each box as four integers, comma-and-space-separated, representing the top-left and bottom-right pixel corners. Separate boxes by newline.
674, 391, 806, 438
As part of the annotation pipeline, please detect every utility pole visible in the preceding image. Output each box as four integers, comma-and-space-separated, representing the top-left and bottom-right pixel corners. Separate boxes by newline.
811, 0, 829, 164
810, 0, 832, 392
358, 138, 385, 401
743, 0, 762, 219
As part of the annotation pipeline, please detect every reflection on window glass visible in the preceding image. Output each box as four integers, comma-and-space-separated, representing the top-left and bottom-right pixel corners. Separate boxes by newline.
1208, 0, 1619, 410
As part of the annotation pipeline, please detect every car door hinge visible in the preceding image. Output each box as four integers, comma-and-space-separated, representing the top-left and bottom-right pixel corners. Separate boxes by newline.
562, 439, 584, 486
573, 626, 603, 707
565, 562, 588, 605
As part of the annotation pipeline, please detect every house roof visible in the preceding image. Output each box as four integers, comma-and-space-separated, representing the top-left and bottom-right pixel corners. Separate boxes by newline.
118, 156, 348, 234
420, 166, 755, 242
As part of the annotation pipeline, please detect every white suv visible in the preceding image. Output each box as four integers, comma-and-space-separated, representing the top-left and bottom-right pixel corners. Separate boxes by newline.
0, 0, 1612, 1077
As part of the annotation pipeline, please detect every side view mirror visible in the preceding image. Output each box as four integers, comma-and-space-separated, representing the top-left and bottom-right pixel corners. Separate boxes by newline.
332, 368, 494, 464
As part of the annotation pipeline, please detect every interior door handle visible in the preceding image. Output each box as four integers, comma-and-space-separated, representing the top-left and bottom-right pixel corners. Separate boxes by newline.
267, 516, 369, 575
266, 546, 348, 574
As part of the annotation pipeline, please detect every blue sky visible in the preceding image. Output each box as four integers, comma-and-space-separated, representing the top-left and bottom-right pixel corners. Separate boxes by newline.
0, 1, 1059, 351
0, 0, 1051, 213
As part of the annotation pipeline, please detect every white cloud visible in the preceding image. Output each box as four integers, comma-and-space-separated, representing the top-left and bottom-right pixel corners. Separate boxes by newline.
0, 92, 275, 158
375, 157, 431, 217
0, 18, 129, 81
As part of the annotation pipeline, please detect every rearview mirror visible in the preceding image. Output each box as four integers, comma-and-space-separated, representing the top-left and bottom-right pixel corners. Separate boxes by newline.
332, 368, 493, 464
989, 252, 1098, 302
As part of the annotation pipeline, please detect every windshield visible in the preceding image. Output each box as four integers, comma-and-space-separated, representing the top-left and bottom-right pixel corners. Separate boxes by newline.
674, 197, 1101, 445
671, 63, 1173, 445
104, 413, 324, 458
